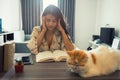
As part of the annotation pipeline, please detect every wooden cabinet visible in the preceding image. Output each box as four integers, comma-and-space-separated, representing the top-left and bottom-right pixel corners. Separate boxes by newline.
0, 32, 14, 72
4, 42, 15, 71
0, 45, 4, 72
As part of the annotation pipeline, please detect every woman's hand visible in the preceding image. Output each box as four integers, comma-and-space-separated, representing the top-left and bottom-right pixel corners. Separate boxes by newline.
42, 16, 47, 32
57, 19, 64, 32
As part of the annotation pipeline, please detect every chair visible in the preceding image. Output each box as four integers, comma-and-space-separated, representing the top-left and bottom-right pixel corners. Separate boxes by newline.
14, 30, 31, 53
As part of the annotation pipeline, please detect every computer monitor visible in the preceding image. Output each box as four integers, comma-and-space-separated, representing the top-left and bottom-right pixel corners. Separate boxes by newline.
100, 27, 115, 46
7, 33, 14, 41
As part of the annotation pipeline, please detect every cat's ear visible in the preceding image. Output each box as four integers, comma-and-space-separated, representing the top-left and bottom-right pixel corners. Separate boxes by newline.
66, 51, 73, 56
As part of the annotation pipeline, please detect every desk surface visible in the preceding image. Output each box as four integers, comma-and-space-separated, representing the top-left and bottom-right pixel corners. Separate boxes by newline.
4, 54, 120, 80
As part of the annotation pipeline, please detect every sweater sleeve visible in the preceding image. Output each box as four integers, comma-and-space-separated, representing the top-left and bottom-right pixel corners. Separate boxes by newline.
27, 26, 41, 54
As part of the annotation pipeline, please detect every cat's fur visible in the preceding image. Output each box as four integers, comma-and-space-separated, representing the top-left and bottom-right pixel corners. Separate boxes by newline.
66, 45, 120, 77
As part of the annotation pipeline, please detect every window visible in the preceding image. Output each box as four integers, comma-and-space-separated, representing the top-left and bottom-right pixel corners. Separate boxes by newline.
43, 0, 58, 10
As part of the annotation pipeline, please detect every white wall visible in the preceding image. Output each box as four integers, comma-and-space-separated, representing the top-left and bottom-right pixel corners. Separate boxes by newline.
75, 0, 97, 49
95, 0, 120, 37
0, 0, 21, 31
75, 0, 120, 49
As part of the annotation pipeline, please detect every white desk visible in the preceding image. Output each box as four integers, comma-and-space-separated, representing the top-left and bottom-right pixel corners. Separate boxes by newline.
89, 40, 109, 49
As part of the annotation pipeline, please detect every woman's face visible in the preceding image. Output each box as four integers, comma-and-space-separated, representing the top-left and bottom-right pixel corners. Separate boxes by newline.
45, 14, 57, 31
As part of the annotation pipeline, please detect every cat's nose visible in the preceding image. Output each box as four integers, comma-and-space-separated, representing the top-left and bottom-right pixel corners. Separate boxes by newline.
74, 62, 79, 66
74, 62, 77, 64
75, 64, 79, 66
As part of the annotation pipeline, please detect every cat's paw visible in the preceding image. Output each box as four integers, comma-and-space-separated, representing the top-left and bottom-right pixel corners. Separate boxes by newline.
68, 69, 75, 73
81, 74, 89, 78
67, 68, 78, 74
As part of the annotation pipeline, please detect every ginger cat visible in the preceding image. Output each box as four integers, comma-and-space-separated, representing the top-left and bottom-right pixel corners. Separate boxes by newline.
66, 45, 120, 77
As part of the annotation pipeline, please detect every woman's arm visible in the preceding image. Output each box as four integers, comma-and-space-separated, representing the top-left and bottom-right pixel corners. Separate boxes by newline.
57, 19, 74, 51
37, 30, 46, 51
37, 16, 47, 51
61, 30, 74, 50
27, 26, 40, 54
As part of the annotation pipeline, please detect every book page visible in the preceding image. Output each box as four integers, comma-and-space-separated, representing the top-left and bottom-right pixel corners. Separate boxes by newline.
53, 50, 68, 61
36, 51, 55, 62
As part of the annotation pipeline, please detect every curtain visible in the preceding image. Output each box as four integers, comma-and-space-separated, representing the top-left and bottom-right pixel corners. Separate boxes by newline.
21, 0, 43, 34
58, 0, 75, 42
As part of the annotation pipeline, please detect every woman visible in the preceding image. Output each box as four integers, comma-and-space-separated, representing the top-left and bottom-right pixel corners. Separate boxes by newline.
27, 5, 75, 54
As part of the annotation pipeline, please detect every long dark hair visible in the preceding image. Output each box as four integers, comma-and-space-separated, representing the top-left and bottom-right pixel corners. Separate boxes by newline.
42, 5, 69, 35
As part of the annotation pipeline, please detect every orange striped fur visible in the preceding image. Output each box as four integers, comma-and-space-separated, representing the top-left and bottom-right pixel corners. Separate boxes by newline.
90, 53, 96, 64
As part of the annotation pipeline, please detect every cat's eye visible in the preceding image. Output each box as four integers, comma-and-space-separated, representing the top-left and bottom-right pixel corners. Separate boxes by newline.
73, 61, 78, 65
67, 60, 76, 65
82, 58, 88, 62
67, 61, 73, 65
74, 63, 79, 66
68, 62, 71, 64
79, 63, 85, 66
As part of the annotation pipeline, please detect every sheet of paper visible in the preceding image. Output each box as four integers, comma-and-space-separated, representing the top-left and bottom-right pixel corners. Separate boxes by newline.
112, 38, 120, 49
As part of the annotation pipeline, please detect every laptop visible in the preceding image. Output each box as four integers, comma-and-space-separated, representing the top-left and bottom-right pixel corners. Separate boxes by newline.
22, 54, 34, 65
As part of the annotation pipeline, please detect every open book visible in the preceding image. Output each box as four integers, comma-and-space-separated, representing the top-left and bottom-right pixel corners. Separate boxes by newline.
36, 50, 68, 62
